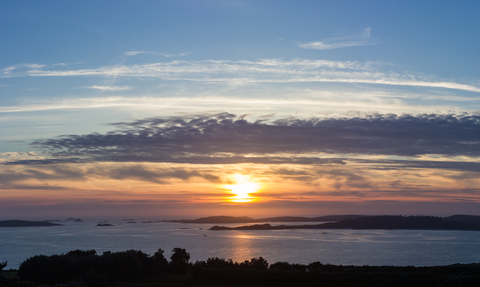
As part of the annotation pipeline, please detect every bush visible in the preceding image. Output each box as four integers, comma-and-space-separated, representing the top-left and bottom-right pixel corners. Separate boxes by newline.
205, 257, 236, 269
240, 257, 269, 270
97, 251, 143, 282
66, 250, 97, 258
79, 270, 109, 287
270, 261, 292, 271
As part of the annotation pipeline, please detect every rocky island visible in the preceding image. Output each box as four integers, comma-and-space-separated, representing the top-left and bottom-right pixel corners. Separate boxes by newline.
209, 215, 480, 231
0, 220, 62, 227
167, 215, 365, 224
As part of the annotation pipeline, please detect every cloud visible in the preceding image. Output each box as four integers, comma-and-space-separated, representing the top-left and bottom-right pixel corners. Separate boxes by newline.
124, 51, 191, 57
0, 163, 223, 187
267, 167, 373, 189
52, 62, 82, 67
86, 85, 131, 91
0, 165, 86, 184
0, 88, 477, 116
89, 165, 221, 184
1, 64, 46, 77
299, 28, 379, 50
24, 64, 46, 69
4, 58, 479, 93
353, 159, 480, 173
125, 51, 147, 56
0, 184, 67, 190
4, 113, 476, 167
6, 156, 346, 166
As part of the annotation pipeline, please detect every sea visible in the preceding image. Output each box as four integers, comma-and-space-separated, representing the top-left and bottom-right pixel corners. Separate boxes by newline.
1, 219, 479, 270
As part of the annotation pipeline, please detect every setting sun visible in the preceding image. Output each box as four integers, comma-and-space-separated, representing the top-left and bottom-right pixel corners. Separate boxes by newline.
225, 175, 260, 203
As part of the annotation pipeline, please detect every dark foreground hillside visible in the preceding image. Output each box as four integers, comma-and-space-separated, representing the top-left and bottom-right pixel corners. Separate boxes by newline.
1, 248, 479, 287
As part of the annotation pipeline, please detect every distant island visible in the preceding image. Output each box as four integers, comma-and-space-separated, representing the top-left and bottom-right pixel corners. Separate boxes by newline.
66, 218, 83, 222
209, 215, 480, 231
167, 215, 365, 224
96, 221, 114, 226
0, 220, 62, 228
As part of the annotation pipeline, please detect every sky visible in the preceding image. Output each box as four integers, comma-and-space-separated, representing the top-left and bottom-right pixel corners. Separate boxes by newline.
1, 0, 480, 219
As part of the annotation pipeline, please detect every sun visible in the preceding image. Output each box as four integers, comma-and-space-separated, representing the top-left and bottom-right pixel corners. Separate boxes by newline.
225, 175, 260, 203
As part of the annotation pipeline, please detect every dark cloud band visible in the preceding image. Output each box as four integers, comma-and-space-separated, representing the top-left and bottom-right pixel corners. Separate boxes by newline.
14, 113, 480, 165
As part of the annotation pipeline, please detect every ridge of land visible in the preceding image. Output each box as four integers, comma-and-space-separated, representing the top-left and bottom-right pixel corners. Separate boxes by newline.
167, 214, 366, 223
0, 220, 63, 227
209, 215, 480, 231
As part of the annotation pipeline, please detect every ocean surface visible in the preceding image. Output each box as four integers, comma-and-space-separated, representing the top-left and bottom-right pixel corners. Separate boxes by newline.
1, 219, 479, 270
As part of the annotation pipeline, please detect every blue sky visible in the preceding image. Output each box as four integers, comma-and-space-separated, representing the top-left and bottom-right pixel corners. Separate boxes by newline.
1, 1, 480, 218
2, 1, 479, 73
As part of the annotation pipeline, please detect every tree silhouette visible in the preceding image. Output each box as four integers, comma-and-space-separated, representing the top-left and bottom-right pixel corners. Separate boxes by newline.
0, 261, 6, 285
0, 261, 7, 272
151, 248, 169, 273
170, 248, 190, 274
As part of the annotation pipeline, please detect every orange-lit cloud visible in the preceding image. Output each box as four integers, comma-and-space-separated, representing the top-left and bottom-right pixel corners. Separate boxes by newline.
2, 113, 480, 218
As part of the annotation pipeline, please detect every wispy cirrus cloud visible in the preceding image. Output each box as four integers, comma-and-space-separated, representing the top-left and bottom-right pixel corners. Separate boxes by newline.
52, 62, 83, 67
1, 64, 45, 77
85, 85, 131, 91
4, 58, 479, 93
299, 28, 379, 50
124, 51, 191, 57
1, 90, 476, 115
124, 51, 146, 56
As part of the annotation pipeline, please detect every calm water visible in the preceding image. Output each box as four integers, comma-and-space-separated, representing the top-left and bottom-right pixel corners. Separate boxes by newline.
1, 219, 479, 269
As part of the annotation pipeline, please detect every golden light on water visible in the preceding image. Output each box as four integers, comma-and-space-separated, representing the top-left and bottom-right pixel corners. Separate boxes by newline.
225, 175, 260, 203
